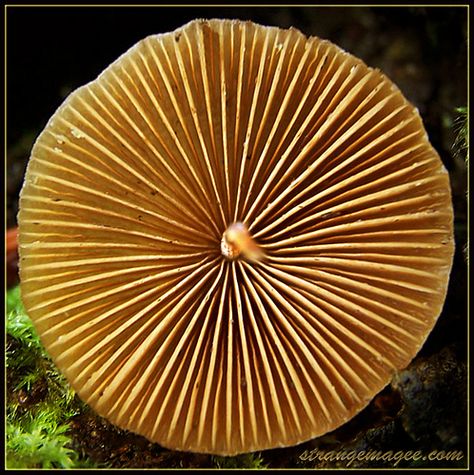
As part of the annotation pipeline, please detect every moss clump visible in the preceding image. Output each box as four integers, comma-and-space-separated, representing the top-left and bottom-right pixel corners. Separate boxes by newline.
6, 285, 93, 468
7, 405, 79, 469
213, 453, 268, 469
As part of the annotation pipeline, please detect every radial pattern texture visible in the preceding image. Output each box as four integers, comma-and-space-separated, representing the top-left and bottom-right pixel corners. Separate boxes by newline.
19, 19, 454, 455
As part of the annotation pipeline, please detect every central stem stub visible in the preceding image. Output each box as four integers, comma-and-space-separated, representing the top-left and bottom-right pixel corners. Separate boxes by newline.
221, 222, 262, 261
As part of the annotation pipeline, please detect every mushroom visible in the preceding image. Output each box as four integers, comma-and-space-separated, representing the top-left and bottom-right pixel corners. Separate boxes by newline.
18, 19, 454, 456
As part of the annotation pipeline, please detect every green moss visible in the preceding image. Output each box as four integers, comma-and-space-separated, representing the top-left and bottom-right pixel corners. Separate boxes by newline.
7, 407, 78, 469
6, 285, 92, 468
453, 106, 468, 162
212, 453, 268, 469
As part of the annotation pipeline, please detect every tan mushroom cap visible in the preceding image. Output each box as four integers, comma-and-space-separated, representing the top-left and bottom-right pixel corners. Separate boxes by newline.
18, 19, 454, 455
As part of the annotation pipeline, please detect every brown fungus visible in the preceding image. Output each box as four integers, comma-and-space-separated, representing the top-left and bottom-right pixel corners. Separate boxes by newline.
18, 19, 454, 455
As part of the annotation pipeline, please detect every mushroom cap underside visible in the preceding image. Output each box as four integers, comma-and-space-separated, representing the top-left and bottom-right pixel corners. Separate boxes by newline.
18, 19, 454, 455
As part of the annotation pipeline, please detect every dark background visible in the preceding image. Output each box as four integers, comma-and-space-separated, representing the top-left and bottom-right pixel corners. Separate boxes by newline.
5, 5, 468, 469
7, 6, 467, 136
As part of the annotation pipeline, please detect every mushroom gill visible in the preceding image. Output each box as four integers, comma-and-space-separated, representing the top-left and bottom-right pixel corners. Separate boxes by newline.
18, 19, 454, 456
